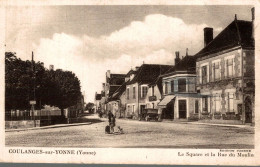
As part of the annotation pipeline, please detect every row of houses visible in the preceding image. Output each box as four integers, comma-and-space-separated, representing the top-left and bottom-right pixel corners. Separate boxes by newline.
94, 9, 255, 125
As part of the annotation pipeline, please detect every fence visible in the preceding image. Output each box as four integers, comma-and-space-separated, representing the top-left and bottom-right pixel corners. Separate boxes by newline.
5, 110, 63, 126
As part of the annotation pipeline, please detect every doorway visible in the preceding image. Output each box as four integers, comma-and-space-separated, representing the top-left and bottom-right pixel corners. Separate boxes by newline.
245, 96, 252, 123
179, 100, 187, 119
140, 105, 146, 114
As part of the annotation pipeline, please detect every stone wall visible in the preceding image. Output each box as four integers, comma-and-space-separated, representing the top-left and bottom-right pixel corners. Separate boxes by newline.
5, 120, 40, 129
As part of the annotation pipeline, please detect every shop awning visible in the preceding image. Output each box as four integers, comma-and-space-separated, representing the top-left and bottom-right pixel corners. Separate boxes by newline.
157, 95, 175, 108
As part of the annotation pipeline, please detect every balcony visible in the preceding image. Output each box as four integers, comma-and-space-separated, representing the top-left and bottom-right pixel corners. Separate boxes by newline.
149, 96, 157, 101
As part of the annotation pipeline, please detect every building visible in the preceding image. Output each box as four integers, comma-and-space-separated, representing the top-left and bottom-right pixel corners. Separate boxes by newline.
195, 12, 255, 125
125, 64, 173, 119
94, 92, 102, 113
146, 76, 164, 110
107, 81, 128, 118
158, 51, 199, 120
100, 70, 126, 115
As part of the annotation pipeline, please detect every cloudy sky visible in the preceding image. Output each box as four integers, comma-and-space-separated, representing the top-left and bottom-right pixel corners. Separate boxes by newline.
5, 5, 253, 102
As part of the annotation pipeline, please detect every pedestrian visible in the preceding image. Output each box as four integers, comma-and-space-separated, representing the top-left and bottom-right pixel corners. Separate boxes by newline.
110, 115, 116, 133
108, 110, 112, 123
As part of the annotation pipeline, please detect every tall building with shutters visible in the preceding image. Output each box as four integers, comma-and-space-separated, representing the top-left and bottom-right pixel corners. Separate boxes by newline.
195, 11, 255, 125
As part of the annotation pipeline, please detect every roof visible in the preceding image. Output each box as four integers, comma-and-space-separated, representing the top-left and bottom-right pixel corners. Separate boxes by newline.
109, 81, 128, 101
107, 74, 126, 85
127, 64, 173, 85
148, 76, 164, 94
108, 85, 121, 97
162, 55, 197, 77
126, 69, 137, 77
95, 94, 101, 100
195, 19, 254, 58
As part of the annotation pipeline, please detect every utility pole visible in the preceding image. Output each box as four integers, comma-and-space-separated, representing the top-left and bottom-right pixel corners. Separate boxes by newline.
30, 51, 36, 127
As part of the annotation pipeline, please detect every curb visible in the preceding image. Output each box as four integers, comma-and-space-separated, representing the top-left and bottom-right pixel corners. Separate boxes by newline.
183, 121, 255, 129
5, 122, 92, 132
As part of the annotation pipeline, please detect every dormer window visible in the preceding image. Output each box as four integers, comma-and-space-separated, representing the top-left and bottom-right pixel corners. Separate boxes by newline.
130, 74, 135, 81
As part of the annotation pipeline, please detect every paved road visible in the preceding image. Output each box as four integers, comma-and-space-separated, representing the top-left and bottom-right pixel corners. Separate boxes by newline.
5, 114, 254, 148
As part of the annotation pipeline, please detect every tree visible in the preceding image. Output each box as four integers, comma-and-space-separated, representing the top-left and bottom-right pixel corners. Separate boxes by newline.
41, 69, 82, 116
86, 102, 94, 113
5, 52, 45, 110
5, 52, 82, 116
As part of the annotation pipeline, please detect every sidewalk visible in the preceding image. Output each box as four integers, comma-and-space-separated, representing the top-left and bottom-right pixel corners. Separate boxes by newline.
182, 121, 255, 129
116, 116, 254, 129
5, 122, 92, 132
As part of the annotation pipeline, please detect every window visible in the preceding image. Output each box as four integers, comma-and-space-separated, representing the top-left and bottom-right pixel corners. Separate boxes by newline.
141, 86, 148, 98
174, 80, 178, 92
128, 105, 131, 113
202, 66, 207, 84
132, 105, 135, 114
213, 94, 221, 113
202, 97, 208, 113
127, 88, 130, 99
178, 78, 186, 92
187, 77, 195, 92
170, 80, 174, 93
133, 87, 136, 99
226, 58, 234, 78
195, 100, 199, 114
213, 62, 220, 81
227, 93, 234, 112
152, 86, 154, 96
164, 82, 168, 94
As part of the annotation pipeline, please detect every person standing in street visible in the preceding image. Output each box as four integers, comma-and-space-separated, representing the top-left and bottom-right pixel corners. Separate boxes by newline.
110, 115, 116, 133
108, 110, 112, 122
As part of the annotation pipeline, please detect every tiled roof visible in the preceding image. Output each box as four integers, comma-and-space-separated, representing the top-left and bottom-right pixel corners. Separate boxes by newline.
195, 19, 254, 58
149, 76, 163, 94
163, 55, 197, 77
108, 74, 126, 85
127, 64, 173, 85
109, 81, 128, 101
108, 85, 121, 97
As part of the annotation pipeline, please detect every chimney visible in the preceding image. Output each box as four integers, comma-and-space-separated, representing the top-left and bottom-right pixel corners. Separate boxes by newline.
49, 65, 54, 71
204, 27, 213, 47
175, 51, 181, 65
252, 7, 255, 39
106, 70, 111, 78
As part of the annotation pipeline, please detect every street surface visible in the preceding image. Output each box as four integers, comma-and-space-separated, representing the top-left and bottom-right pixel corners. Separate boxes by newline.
6, 114, 254, 148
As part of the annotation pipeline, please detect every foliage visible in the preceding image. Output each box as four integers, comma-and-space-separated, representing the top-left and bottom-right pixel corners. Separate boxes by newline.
86, 102, 94, 111
5, 52, 82, 116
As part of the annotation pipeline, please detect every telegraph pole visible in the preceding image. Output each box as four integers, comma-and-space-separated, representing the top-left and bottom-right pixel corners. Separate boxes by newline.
30, 51, 36, 127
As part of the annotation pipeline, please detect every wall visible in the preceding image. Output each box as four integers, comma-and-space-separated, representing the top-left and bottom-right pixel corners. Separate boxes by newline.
119, 92, 126, 118
145, 85, 162, 109
126, 83, 150, 119
196, 48, 255, 124
162, 75, 197, 95
196, 49, 242, 86
174, 96, 199, 120
6, 120, 41, 129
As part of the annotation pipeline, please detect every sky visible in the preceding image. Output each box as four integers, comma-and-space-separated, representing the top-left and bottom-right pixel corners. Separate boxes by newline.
5, 5, 253, 102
